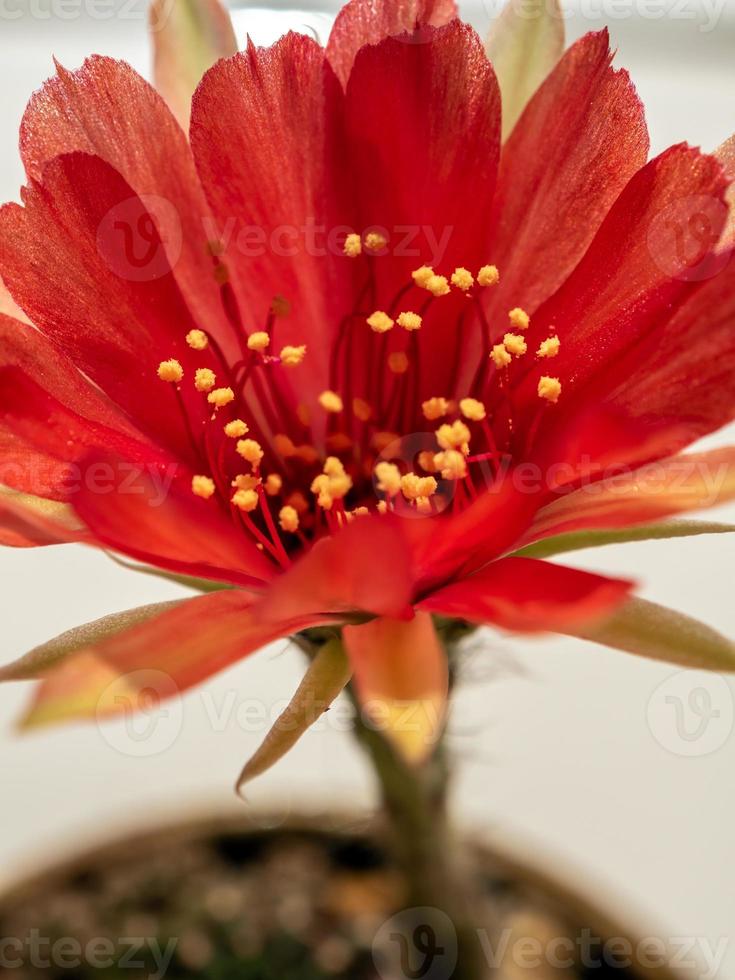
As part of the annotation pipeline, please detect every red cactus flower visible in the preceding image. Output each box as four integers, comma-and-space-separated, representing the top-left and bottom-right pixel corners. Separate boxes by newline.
1, 0, 734, 770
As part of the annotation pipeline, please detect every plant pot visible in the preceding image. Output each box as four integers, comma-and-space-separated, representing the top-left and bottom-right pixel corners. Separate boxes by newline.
0, 811, 687, 980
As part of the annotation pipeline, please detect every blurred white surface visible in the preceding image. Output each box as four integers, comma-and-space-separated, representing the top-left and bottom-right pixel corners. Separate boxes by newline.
0, 1, 734, 974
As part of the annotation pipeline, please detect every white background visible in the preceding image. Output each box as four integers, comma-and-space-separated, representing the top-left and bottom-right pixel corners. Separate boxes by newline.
0, 1, 734, 974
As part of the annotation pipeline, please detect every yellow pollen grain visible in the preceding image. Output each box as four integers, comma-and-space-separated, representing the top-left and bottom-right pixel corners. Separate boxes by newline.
367, 310, 394, 334
451, 267, 474, 291
353, 398, 372, 422
434, 449, 467, 481
186, 329, 208, 351
224, 419, 248, 438
343, 233, 362, 258
158, 359, 183, 383
364, 231, 387, 251
237, 438, 264, 466
418, 450, 438, 473
503, 333, 527, 357
279, 505, 299, 533
538, 376, 562, 403
388, 351, 409, 374
208, 386, 234, 408
191, 475, 215, 499
537, 336, 560, 359
397, 311, 422, 331
377, 500, 389, 514
422, 396, 450, 421
425, 274, 450, 297
280, 344, 306, 367
436, 420, 471, 454
477, 264, 499, 287
247, 331, 270, 352
311, 474, 333, 510
411, 265, 434, 287
509, 307, 530, 331
194, 367, 216, 392
374, 461, 402, 496
491, 343, 512, 369
232, 473, 260, 491
232, 488, 259, 512
400, 473, 437, 501
319, 390, 343, 413
459, 397, 486, 421
265, 473, 283, 496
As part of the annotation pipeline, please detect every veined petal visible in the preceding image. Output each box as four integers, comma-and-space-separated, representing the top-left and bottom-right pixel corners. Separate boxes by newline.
12, 591, 335, 729
343, 612, 448, 765
149, 0, 237, 127
326, 0, 457, 87
485, 0, 564, 140
565, 597, 735, 671
523, 448, 735, 544
714, 133, 735, 248
487, 30, 648, 319
419, 556, 633, 632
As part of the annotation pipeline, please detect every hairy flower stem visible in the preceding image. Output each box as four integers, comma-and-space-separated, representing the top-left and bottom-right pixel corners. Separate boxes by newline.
348, 682, 489, 980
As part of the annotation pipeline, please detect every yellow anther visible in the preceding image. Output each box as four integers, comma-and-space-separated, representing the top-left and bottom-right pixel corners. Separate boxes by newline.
376, 500, 389, 514
397, 311, 422, 331
247, 331, 270, 352
224, 419, 249, 438
232, 488, 259, 512
491, 343, 512, 369
537, 335, 560, 359
265, 473, 283, 496
208, 386, 235, 408
194, 367, 216, 392
509, 307, 530, 331
319, 390, 344, 413
434, 449, 467, 480
411, 265, 434, 287
436, 420, 471, 454
451, 267, 474, 291
353, 398, 372, 422
477, 264, 499, 287
459, 397, 486, 422
312, 457, 352, 508
503, 333, 527, 357
310, 473, 333, 510
191, 475, 215, 499
186, 329, 208, 351
538, 376, 562, 403
232, 473, 260, 491
323, 456, 346, 477
422, 396, 450, 421
388, 351, 409, 374
400, 473, 438, 501
274, 434, 296, 457
367, 310, 394, 334
343, 233, 362, 258
418, 450, 438, 473
280, 344, 306, 367
374, 461, 402, 496
425, 274, 450, 297
237, 438, 264, 466
158, 359, 183, 383
364, 231, 387, 251
279, 505, 300, 533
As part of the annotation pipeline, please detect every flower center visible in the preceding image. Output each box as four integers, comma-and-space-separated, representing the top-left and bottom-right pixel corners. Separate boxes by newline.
156, 231, 562, 568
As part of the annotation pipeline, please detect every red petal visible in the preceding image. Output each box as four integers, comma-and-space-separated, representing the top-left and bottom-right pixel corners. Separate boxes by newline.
420, 556, 633, 632
0, 490, 85, 547
524, 447, 735, 544
487, 30, 648, 317
0, 153, 207, 462
19, 57, 236, 356
343, 21, 501, 397
343, 611, 448, 763
327, 0, 457, 87
258, 514, 414, 622
71, 450, 275, 588
190, 34, 351, 401
21, 590, 334, 728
